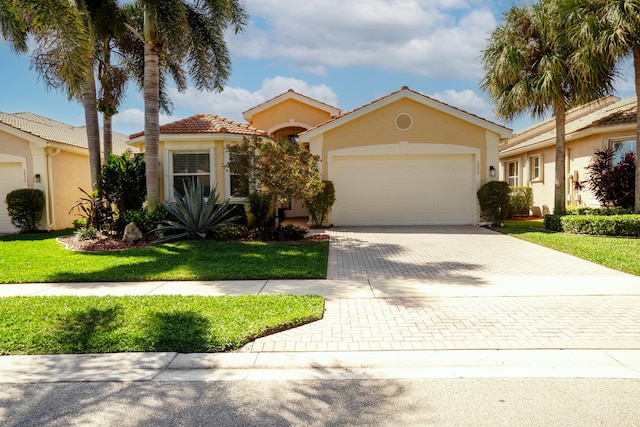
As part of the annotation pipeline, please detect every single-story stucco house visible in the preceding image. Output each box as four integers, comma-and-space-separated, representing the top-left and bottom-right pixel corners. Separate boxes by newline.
130, 86, 512, 226
0, 112, 131, 233
499, 95, 637, 215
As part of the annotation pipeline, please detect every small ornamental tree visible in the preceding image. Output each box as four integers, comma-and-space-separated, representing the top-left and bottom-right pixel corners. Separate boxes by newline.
226, 137, 323, 226
307, 180, 336, 226
586, 147, 636, 209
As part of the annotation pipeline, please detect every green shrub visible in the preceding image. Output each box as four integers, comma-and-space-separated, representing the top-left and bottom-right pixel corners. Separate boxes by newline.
477, 181, 510, 225
120, 205, 172, 234
306, 180, 336, 226
561, 214, 640, 237
99, 152, 146, 213
544, 214, 563, 231
74, 226, 99, 241
72, 218, 88, 230
247, 225, 308, 241
5, 188, 45, 232
248, 191, 274, 227
565, 206, 634, 216
228, 204, 248, 226
210, 224, 248, 241
508, 186, 533, 218
151, 179, 240, 243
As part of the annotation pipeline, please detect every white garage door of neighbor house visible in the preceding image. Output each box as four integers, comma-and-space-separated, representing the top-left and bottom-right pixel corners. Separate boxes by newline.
330, 154, 476, 225
0, 162, 25, 233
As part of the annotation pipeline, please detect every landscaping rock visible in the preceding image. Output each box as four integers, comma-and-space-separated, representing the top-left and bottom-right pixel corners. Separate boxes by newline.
122, 223, 143, 243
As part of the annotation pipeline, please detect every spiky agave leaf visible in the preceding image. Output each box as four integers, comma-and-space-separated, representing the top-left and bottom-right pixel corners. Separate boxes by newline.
151, 178, 240, 243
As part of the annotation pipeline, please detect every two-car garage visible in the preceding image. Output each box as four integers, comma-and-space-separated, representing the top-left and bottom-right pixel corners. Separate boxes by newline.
329, 153, 477, 226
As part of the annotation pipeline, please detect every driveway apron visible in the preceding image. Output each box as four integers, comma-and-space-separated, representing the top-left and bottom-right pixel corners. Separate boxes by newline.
243, 226, 640, 353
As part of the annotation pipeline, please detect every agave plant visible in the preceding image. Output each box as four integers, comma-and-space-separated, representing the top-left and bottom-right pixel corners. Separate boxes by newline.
151, 179, 240, 243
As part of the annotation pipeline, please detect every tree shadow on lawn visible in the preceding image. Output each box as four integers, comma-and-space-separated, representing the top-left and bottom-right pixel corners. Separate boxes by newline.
42, 240, 328, 283
46, 305, 212, 353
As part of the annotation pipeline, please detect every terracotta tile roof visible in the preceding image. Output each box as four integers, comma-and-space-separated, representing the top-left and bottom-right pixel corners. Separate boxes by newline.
0, 111, 132, 154
129, 114, 266, 139
500, 96, 636, 156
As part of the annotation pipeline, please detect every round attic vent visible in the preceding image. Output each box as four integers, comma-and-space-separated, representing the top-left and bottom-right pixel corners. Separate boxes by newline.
395, 113, 412, 131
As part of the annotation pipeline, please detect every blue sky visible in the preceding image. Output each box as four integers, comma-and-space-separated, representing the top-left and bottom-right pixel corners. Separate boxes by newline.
0, 0, 636, 137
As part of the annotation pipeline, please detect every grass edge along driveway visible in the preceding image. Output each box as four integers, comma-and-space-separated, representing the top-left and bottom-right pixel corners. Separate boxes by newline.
0, 231, 329, 283
0, 294, 324, 355
498, 219, 640, 276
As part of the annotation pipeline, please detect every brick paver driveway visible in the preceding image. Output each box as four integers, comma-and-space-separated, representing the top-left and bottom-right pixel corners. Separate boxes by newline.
244, 226, 640, 353
326, 225, 629, 280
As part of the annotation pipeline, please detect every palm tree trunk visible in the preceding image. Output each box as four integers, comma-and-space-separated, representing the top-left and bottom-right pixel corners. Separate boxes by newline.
634, 47, 640, 213
554, 99, 567, 215
103, 114, 113, 159
82, 69, 101, 190
144, 39, 160, 211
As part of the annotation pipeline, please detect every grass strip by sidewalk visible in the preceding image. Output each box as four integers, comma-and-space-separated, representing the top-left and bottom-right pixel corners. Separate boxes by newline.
0, 231, 328, 283
0, 294, 324, 355
498, 220, 640, 275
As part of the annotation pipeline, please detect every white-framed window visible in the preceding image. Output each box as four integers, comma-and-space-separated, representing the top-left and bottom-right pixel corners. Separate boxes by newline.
610, 138, 636, 165
224, 149, 251, 199
529, 154, 542, 182
507, 161, 519, 186
168, 150, 212, 200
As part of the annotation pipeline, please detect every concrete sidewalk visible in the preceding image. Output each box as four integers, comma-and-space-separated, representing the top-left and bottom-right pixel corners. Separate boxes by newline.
1, 277, 640, 383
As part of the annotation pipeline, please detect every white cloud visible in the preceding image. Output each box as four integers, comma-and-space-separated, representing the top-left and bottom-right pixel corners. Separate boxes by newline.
430, 88, 495, 121
167, 76, 339, 122
112, 108, 179, 135
230, 0, 497, 80
110, 77, 339, 134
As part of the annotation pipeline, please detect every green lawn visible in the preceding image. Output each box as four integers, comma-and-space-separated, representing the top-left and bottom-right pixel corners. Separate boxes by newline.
498, 220, 640, 275
0, 294, 324, 355
0, 231, 329, 283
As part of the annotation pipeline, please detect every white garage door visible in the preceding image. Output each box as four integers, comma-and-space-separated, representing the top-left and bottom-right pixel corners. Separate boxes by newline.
0, 163, 25, 233
330, 154, 476, 225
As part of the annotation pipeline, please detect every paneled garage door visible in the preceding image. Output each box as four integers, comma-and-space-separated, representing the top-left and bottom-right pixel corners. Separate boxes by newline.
330, 154, 476, 225
0, 163, 25, 233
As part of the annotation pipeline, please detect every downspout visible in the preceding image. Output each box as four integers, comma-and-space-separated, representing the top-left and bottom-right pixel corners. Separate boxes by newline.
46, 149, 61, 229
565, 148, 571, 206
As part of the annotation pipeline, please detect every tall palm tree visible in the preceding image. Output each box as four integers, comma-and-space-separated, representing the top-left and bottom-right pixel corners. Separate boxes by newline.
561, 0, 640, 212
125, 0, 247, 210
2, 0, 107, 190
481, 0, 616, 215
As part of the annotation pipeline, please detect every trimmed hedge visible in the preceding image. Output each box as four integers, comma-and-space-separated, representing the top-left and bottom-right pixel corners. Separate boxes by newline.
545, 213, 640, 237
565, 206, 634, 216
477, 181, 510, 225
5, 188, 45, 232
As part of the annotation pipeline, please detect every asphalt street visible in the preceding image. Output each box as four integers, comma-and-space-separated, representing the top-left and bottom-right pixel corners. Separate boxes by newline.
3, 378, 640, 426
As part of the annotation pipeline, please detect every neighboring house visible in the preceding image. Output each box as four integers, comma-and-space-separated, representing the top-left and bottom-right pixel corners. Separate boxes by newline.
0, 112, 131, 233
129, 86, 511, 226
499, 96, 637, 215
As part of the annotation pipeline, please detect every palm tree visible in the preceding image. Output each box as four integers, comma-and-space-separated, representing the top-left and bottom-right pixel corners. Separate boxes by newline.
561, 0, 640, 212
2, 0, 108, 190
126, 0, 247, 210
481, 0, 616, 215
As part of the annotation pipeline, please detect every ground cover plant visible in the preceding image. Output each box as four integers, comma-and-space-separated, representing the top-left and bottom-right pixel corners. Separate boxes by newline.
0, 294, 324, 355
0, 231, 328, 283
498, 219, 640, 275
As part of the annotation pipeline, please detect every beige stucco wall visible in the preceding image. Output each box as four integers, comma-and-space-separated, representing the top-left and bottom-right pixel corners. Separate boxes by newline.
0, 129, 33, 185
50, 149, 91, 229
500, 129, 635, 214
310, 98, 490, 181
249, 99, 334, 133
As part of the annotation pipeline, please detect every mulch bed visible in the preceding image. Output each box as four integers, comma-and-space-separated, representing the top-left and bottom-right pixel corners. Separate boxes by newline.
57, 231, 329, 253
